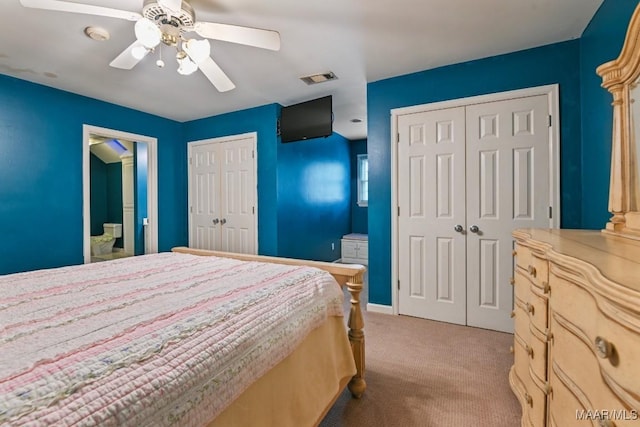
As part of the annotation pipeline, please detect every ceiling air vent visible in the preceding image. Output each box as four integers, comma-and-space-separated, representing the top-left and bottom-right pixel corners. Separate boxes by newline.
300, 71, 338, 85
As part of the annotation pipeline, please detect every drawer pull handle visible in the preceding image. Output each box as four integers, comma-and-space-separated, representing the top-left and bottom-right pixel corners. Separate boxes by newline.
527, 265, 537, 277
526, 303, 535, 315
509, 346, 514, 354
525, 345, 533, 358
524, 392, 533, 407
547, 333, 554, 344
595, 336, 613, 359
512, 250, 517, 257
509, 277, 515, 285
510, 310, 516, 318
542, 281, 550, 294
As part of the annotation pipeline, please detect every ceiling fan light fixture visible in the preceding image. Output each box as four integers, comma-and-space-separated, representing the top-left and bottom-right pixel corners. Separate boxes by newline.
131, 45, 148, 60
177, 56, 198, 75
135, 17, 161, 48
184, 39, 211, 65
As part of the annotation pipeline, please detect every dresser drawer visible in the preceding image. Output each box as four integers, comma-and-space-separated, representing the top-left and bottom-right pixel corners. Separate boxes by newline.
514, 243, 532, 271
548, 361, 586, 427
529, 327, 548, 382
593, 310, 640, 406
528, 287, 549, 333
513, 330, 532, 392
514, 269, 530, 305
526, 378, 548, 427
550, 312, 629, 416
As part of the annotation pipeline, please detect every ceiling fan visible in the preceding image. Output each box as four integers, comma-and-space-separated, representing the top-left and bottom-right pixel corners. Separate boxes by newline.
20, 0, 282, 92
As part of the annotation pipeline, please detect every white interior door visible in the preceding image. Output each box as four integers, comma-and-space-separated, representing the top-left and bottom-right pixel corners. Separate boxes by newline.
396, 90, 553, 333
219, 138, 256, 254
121, 154, 135, 255
190, 142, 222, 250
465, 94, 550, 332
189, 133, 257, 254
398, 107, 467, 324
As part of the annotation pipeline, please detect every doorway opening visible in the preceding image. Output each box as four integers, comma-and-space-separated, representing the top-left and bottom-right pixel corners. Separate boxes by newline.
82, 125, 158, 264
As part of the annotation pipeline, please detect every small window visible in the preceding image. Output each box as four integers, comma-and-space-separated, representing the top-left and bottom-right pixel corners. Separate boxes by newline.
357, 154, 368, 207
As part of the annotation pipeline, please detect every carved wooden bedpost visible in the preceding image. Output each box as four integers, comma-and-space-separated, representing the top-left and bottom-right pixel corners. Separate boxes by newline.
346, 273, 366, 398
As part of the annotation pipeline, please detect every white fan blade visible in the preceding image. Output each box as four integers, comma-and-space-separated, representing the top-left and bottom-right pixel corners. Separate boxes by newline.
194, 22, 281, 51
20, 0, 141, 21
110, 40, 148, 70
199, 57, 235, 92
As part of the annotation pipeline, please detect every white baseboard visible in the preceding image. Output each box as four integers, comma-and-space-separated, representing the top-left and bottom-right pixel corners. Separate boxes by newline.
366, 303, 393, 315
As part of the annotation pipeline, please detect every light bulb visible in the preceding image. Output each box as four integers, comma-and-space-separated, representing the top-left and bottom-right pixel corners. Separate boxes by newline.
184, 39, 210, 65
134, 18, 161, 49
177, 56, 198, 75
131, 45, 148, 60
156, 59, 165, 68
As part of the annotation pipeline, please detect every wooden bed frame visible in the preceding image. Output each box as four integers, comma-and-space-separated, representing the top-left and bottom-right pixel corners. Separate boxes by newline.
171, 247, 367, 399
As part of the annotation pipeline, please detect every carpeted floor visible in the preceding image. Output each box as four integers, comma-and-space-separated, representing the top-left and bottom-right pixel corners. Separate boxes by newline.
321, 280, 521, 427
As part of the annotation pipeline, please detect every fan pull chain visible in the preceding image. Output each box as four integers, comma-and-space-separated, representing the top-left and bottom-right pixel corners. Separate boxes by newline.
156, 44, 165, 68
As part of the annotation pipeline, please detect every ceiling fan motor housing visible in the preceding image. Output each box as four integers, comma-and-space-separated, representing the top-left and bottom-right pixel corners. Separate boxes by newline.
142, 0, 196, 31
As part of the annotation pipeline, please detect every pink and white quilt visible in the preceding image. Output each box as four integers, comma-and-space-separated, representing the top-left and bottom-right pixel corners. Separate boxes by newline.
0, 252, 345, 426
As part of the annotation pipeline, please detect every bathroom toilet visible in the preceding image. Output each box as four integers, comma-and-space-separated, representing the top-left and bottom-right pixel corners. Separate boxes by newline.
91, 223, 122, 256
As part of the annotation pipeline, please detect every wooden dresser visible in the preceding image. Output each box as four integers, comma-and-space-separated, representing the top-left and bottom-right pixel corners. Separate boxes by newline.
510, 229, 640, 427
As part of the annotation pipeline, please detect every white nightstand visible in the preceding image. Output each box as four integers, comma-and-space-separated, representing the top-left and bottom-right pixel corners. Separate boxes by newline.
341, 233, 368, 265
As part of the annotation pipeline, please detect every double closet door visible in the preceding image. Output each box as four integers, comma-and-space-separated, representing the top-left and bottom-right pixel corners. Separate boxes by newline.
188, 134, 257, 254
397, 93, 552, 333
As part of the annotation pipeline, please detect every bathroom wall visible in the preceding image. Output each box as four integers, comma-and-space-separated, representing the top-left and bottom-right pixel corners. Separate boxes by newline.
349, 139, 368, 234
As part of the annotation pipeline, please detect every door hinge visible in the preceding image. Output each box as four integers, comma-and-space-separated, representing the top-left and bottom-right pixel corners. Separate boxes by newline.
189, 157, 192, 165
548, 115, 552, 127
190, 206, 193, 213
398, 279, 400, 290
549, 206, 552, 219
252, 206, 255, 214
397, 132, 400, 143
252, 150, 255, 159
397, 206, 400, 216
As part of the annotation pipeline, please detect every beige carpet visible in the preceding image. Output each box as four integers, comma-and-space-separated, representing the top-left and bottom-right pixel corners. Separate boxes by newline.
321, 300, 521, 426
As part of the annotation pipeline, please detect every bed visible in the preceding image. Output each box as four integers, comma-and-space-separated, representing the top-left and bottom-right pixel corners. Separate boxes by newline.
0, 248, 366, 426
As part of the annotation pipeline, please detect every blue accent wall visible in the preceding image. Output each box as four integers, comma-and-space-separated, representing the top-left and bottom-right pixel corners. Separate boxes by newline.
183, 104, 280, 256
580, 0, 638, 229
367, 41, 582, 306
349, 139, 368, 234
0, 74, 184, 275
277, 133, 352, 261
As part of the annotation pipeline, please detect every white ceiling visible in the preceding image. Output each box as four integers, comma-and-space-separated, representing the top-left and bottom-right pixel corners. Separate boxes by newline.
0, 0, 603, 140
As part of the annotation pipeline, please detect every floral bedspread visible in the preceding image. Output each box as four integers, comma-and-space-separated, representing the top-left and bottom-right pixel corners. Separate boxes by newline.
0, 252, 345, 426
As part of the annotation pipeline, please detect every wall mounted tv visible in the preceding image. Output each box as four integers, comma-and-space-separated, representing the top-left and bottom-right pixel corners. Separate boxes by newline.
279, 95, 333, 143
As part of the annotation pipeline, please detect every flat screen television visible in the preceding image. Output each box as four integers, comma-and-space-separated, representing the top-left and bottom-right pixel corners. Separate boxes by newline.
279, 95, 333, 143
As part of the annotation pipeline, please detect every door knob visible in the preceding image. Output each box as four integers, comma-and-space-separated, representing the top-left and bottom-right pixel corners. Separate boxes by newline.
454, 224, 463, 233
220, 218, 227, 225
469, 225, 479, 233
212, 218, 219, 225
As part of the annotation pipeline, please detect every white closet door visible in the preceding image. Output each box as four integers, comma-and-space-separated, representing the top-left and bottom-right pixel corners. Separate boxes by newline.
397, 107, 467, 324
189, 134, 257, 254
219, 137, 256, 254
190, 143, 222, 250
465, 94, 550, 332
